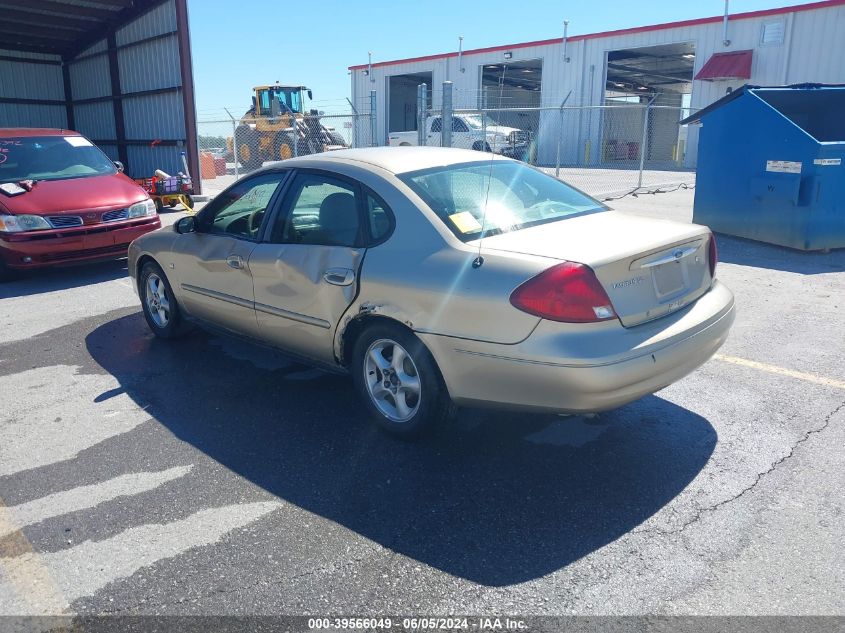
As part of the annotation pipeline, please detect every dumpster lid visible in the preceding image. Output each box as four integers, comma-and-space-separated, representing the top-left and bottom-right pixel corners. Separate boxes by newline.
694, 50, 753, 82
680, 83, 845, 126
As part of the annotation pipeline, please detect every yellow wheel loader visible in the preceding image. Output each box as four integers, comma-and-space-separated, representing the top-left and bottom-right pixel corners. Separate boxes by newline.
227, 85, 348, 171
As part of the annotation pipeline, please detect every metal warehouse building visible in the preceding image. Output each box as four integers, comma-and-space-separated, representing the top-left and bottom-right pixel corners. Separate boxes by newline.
350, 0, 845, 168
0, 0, 199, 189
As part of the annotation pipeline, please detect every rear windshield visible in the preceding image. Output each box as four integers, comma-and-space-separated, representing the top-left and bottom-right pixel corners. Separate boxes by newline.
399, 160, 606, 241
0, 135, 117, 182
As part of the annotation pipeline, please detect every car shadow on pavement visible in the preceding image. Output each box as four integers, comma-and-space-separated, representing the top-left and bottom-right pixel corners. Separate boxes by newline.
715, 233, 845, 275
0, 259, 129, 299
86, 311, 717, 587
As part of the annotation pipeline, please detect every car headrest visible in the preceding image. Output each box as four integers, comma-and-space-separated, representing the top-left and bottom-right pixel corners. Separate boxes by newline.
318, 192, 359, 239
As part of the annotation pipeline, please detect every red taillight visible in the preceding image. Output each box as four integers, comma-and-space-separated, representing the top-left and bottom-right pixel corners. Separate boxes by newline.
708, 233, 718, 278
509, 262, 617, 323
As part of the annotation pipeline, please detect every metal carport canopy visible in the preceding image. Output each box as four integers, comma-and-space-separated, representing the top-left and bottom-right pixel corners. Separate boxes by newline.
0, 0, 200, 191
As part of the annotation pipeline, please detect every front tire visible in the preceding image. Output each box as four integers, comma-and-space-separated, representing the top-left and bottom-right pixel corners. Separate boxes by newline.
139, 261, 187, 339
0, 259, 19, 283
351, 323, 454, 438
235, 125, 262, 171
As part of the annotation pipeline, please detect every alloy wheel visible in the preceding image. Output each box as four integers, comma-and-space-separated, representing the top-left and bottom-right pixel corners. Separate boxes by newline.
363, 339, 421, 423
145, 273, 171, 328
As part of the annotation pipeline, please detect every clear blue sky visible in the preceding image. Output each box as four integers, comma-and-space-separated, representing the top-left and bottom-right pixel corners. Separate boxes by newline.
187, 0, 820, 120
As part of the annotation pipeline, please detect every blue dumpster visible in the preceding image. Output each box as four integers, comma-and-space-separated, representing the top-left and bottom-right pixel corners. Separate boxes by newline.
682, 84, 845, 251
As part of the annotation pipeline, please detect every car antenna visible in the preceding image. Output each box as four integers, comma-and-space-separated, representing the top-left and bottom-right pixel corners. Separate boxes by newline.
473, 62, 508, 269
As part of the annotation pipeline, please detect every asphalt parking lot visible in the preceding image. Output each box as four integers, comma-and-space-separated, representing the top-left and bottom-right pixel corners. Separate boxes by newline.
0, 188, 843, 616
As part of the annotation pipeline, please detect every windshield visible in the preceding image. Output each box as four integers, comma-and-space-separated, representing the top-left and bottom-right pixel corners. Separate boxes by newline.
399, 161, 607, 241
270, 88, 303, 113
462, 114, 499, 130
0, 136, 117, 182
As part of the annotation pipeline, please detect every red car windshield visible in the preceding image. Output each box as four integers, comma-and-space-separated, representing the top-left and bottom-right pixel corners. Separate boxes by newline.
0, 136, 117, 182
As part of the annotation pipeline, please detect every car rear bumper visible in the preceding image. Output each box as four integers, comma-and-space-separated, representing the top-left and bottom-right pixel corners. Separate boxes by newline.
0, 217, 161, 269
419, 280, 735, 413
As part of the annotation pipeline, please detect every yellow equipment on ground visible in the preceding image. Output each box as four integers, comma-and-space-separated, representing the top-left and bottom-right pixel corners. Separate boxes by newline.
135, 172, 195, 214
226, 84, 347, 171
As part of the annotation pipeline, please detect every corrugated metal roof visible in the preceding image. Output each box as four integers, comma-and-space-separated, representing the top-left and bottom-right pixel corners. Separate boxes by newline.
0, 0, 164, 57
694, 50, 753, 81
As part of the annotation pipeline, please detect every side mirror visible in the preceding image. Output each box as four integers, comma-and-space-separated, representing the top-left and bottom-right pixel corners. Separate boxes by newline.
175, 216, 195, 234
307, 89, 313, 100
114, 161, 125, 173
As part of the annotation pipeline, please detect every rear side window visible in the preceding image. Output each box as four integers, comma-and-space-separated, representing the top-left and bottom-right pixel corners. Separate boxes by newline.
271, 173, 362, 247
365, 191, 393, 244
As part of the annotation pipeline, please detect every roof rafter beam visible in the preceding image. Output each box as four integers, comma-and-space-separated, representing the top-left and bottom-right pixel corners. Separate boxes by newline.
0, 24, 80, 40
607, 62, 692, 84
0, 0, 118, 20
0, 8, 97, 30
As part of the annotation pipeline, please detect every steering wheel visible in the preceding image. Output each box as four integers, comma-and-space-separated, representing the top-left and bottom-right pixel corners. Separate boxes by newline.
247, 208, 264, 235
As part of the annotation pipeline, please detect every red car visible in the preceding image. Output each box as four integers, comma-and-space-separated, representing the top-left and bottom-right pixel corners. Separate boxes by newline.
0, 128, 161, 281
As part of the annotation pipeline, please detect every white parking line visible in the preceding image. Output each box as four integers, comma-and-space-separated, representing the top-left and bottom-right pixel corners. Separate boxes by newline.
0, 466, 192, 539
0, 501, 282, 613
714, 354, 845, 391
0, 366, 153, 477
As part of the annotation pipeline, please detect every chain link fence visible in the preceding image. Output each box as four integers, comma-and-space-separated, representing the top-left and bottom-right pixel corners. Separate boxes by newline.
417, 103, 696, 199
197, 110, 374, 198
196, 84, 695, 202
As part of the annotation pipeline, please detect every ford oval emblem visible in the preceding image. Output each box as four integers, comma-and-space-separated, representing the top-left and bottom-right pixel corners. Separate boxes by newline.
673, 249, 683, 259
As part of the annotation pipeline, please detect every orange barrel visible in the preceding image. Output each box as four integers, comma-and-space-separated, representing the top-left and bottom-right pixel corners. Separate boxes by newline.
214, 157, 227, 176
199, 152, 216, 179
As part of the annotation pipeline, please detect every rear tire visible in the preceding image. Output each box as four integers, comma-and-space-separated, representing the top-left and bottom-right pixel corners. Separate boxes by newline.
274, 133, 295, 161
139, 261, 187, 339
351, 322, 454, 439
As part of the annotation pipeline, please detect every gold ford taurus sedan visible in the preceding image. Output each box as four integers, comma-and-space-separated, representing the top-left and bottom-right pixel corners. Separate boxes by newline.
128, 147, 734, 437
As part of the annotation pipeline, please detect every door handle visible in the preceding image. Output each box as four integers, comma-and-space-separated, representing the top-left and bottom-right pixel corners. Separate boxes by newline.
323, 268, 355, 286
226, 254, 244, 269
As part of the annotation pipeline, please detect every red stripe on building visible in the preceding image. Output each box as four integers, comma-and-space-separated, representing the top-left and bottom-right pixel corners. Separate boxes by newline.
349, 0, 845, 71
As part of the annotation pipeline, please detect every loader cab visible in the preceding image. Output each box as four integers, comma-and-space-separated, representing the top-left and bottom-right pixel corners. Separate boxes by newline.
254, 85, 312, 118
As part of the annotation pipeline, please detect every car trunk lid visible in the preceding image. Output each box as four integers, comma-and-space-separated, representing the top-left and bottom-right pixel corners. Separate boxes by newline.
476, 211, 714, 327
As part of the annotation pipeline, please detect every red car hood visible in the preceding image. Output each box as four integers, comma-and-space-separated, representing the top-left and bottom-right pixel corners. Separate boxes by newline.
0, 173, 148, 215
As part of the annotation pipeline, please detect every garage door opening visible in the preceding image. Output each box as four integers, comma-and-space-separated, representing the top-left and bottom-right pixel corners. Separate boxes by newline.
480, 58, 542, 143
387, 72, 432, 133
602, 43, 695, 165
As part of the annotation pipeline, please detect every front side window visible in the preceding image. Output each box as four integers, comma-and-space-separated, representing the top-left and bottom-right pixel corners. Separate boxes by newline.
0, 135, 116, 182
198, 172, 287, 240
271, 173, 361, 247
452, 118, 469, 133
260, 91, 268, 112
399, 161, 607, 241
430, 118, 442, 133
